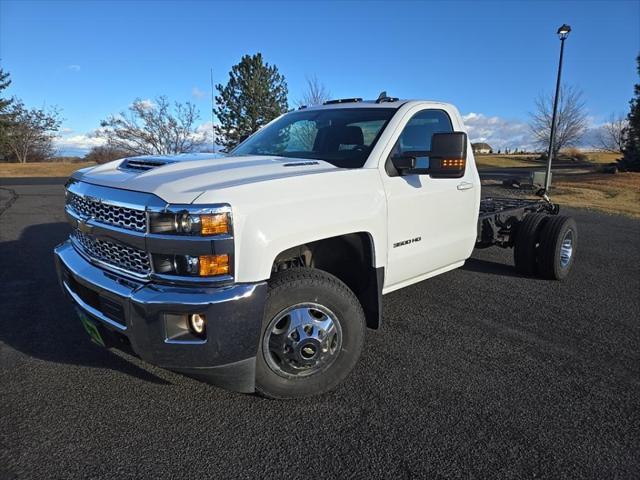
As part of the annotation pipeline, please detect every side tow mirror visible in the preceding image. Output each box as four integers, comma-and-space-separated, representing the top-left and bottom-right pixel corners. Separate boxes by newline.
391, 155, 416, 174
428, 132, 468, 178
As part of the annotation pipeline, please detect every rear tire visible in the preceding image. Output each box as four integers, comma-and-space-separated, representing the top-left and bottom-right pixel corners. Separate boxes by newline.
537, 215, 577, 280
514, 213, 548, 275
255, 268, 365, 399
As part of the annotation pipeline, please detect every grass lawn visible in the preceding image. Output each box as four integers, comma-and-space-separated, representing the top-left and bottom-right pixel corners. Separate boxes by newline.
475, 155, 543, 168
582, 151, 623, 164
475, 152, 622, 169
552, 172, 640, 218
0, 162, 95, 177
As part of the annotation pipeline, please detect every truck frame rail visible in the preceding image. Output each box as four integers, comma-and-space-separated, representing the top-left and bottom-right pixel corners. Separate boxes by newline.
476, 197, 559, 249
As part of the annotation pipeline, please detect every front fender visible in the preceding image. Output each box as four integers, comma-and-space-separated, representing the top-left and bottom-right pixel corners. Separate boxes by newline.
195, 169, 388, 283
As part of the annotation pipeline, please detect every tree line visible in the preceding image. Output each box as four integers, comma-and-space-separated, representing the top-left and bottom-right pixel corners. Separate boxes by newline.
0, 68, 62, 163
1, 53, 638, 171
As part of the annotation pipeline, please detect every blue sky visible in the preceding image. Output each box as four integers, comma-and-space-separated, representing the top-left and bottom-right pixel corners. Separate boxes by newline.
1, 0, 638, 155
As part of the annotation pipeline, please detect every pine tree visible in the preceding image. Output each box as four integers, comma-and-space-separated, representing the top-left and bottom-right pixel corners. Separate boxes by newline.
0, 68, 15, 155
0, 68, 12, 112
214, 53, 288, 150
0, 68, 13, 128
619, 54, 640, 171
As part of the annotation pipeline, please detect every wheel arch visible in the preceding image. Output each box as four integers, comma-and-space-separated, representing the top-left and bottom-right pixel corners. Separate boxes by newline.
271, 232, 384, 329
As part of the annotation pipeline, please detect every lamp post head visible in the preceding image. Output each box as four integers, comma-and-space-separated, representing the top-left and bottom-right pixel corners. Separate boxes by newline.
557, 24, 571, 40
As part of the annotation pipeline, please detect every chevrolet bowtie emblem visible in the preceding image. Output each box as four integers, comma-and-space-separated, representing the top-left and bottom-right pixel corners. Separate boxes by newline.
77, 218, 94, 234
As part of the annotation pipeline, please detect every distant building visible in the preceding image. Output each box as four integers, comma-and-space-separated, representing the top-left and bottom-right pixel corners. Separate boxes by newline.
472, 142, 493, 154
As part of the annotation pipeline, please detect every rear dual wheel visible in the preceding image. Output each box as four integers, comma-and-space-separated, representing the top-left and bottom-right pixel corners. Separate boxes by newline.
514, 214, 577, 280
514, 213, 548, 275
537, 215, 577, 280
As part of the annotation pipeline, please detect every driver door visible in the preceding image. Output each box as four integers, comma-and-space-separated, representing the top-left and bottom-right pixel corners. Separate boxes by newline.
382, 108, 479, 291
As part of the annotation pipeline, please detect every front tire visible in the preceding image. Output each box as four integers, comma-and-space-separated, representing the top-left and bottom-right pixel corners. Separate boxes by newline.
255, 268, 365, 399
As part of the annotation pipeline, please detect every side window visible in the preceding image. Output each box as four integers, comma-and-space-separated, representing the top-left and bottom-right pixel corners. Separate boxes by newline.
392, 109, 454, 169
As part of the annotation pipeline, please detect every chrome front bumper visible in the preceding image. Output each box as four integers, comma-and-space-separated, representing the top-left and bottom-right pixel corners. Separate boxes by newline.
54, 240, 267, 393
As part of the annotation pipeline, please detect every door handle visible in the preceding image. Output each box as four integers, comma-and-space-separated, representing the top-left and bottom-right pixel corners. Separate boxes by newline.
457, 181, 474, 191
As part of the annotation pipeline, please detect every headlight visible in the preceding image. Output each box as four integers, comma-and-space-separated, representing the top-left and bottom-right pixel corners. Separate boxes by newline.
149, 209, 230, 236
148, 205, 232, 278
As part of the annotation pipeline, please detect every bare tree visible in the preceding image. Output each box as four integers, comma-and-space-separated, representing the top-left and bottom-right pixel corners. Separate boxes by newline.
297, 76, 331, 107
1, 100, 61, 163
529, 84, 588, 155
97, 96, 204, 155
287, 77, 331, 149
83, 145, 130, 164
594, 113, 628, 153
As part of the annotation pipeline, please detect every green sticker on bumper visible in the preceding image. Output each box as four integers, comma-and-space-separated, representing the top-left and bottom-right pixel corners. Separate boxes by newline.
77, 309, 105, 347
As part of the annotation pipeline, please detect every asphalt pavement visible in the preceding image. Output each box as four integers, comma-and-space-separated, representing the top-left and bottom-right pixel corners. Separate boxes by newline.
1, 179, 638, 479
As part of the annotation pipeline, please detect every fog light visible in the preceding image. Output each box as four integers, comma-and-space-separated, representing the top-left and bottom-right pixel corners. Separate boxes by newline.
188, 313, 206, 336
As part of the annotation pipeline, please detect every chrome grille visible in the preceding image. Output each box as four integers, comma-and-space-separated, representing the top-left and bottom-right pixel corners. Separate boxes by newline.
68, 192, 146, 232
72, 230, 151, 276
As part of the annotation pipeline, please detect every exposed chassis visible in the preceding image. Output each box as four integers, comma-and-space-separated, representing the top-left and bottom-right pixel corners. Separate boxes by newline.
476, 197, 560, 249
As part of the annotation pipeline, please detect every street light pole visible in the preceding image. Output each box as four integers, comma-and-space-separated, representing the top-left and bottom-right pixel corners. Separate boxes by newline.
543, 24, 571, 196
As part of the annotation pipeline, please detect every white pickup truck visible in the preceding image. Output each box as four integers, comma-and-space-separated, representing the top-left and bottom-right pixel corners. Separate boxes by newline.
54, 96, 577, 398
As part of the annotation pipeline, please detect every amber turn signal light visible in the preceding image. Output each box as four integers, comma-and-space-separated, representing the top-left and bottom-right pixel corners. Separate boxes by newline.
199, 254, 230, 276
441, 159, 465, 168
201, 213, 229, 235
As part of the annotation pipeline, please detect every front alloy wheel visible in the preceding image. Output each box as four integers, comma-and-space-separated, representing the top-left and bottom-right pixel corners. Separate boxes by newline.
255, 268, 365, 399
263, 303, 343, 378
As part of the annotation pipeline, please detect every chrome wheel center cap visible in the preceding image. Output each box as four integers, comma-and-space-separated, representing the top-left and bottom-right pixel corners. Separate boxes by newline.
301, 344, 317, 359
263, 303, 342, 378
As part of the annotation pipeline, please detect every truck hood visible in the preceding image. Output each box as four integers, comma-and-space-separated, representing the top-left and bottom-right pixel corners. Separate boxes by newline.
74, 153, 339, 204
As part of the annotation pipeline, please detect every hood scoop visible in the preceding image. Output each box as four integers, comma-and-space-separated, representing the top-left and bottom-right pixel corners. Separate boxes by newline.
283, 161, 319, 167
119, 158, 176, 172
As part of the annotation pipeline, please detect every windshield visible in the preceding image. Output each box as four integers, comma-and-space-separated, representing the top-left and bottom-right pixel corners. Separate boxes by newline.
230, 108, 396, 168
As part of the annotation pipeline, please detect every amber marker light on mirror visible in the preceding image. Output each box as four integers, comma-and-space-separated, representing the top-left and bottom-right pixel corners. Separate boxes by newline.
201, 213, 230, 235
199, 254, 230, 276
441, 159, 465, 168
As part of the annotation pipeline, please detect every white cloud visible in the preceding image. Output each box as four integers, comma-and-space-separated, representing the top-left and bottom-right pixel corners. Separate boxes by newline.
54, 121, 220, 156
462, 112, 535, 151
192, 87, 206, 99
461, 112, 609, 152
55, 131, 104, 155
192, 121, 217, 148
135, 99, 155, 110
67, 64, 81, 72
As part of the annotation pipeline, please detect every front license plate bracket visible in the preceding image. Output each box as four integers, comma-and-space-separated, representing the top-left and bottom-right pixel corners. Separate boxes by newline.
77, 309, 106, 347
